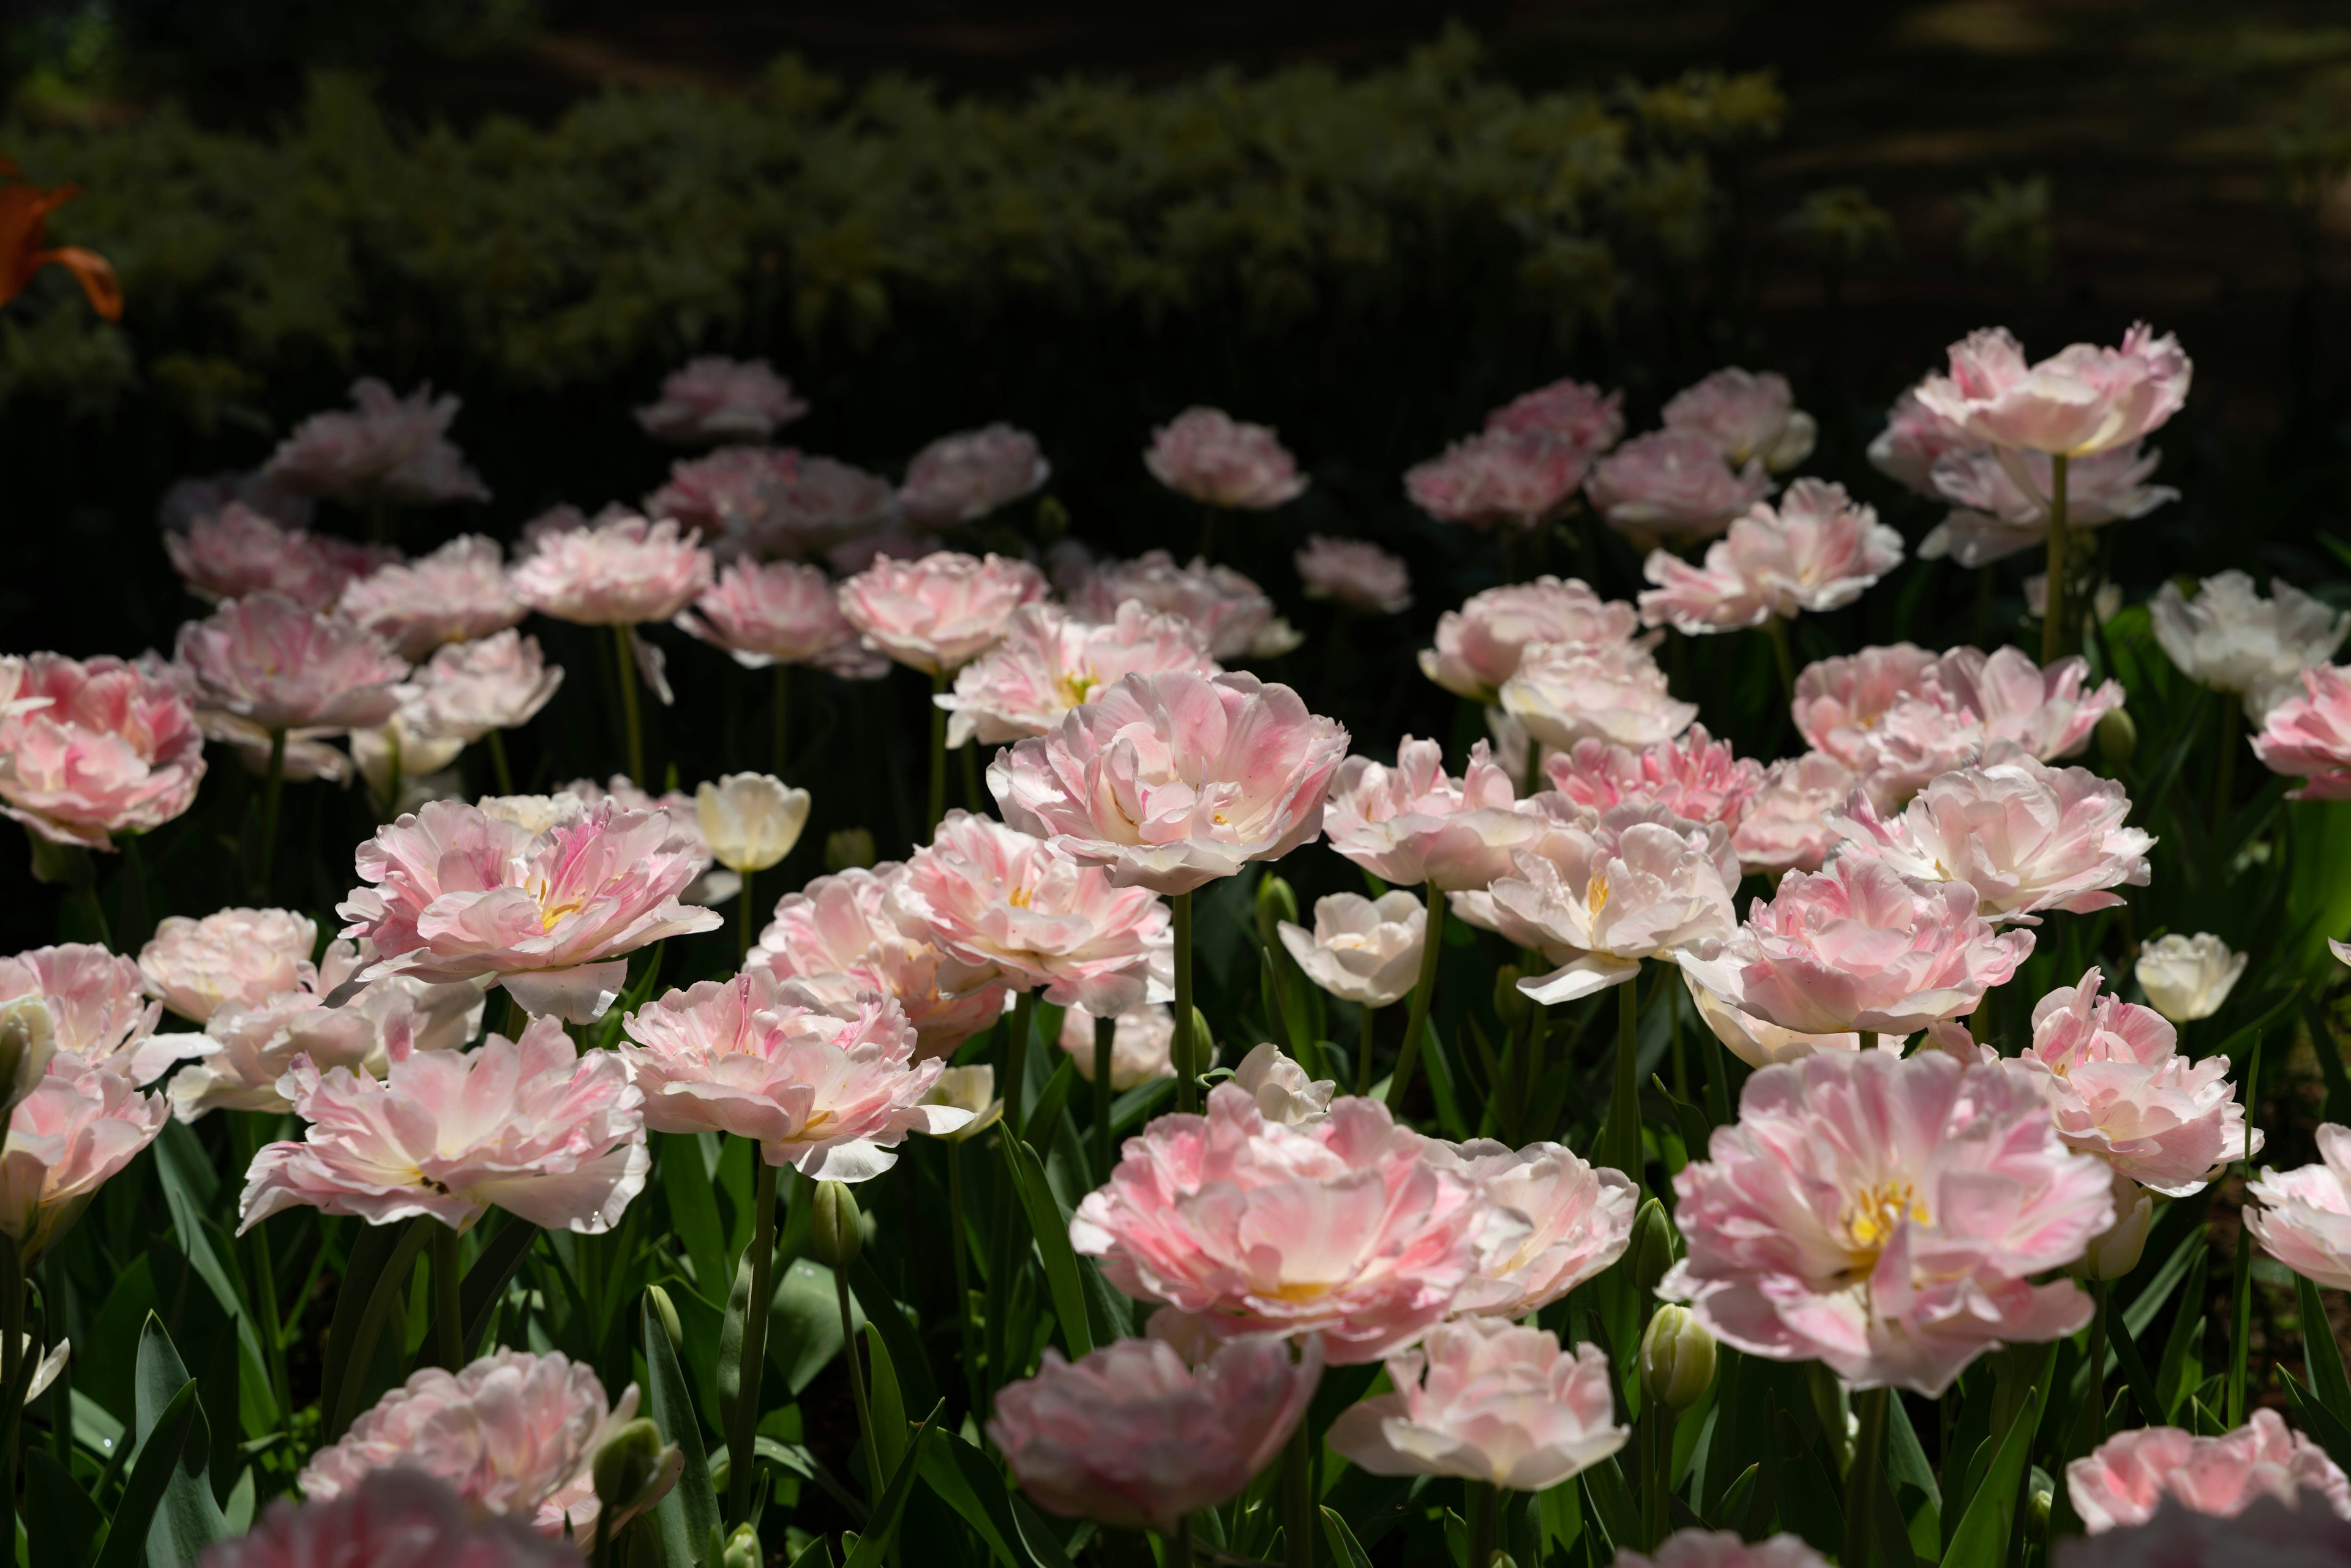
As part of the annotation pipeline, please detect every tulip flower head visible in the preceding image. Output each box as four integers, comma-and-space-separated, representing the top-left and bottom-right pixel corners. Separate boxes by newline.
751, 863, 1008, 1058
1323, 737, 1550, 890
1405, 429, 1592, 531
899, 423, 1051, 527
1485, 377, 1625, 451
1059, 1004, 1184, 1089
2152, 572, 2350, 722
0, 651, 208, 850
1295, 535, 1412, 613
1543, 724, 1766, 830
1586, 429, 1772, 546
339, 536, 526, 660
0, 942, 176, 1083
205, 1467, 580, 1568
2132, 932, 2246, 1024
2253, 664, 2351, 800
264, 378, 490, 506
0, 1050, 169, 1261
1663, 367, 1818, 471
1278, 891, 1427, 1008
938, 601, 1222, 749
836, 549, 1048, 676
176, 593, 410, 735
1638, 479, 1903, 634
696, 773, 811, 874
1067, 550, 1280, 662
2245, 1124, 2351, 1291
1424, 1137, 1638, 1316
2067, 1411, 2351, 1533
1913, 323, 2190, 458
1144, 407, 1309, 509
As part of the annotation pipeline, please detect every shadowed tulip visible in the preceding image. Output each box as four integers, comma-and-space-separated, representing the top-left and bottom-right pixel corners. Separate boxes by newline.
1144, 407, 1308, 509
636, 355, 807, 445
2068, 1411, 2351, 1533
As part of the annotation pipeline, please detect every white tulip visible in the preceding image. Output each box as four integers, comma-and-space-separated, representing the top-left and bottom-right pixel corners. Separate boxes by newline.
1229, 1042, 1335, 1127
1278, 891, 1426, 1008
696, 772, 811, 874
2133, 932, 2247, 1024
2151, 571, 2349, 721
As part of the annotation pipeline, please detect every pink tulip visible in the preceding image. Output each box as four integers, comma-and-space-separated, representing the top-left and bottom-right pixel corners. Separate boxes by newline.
636, 355, 808, 444
240, 1014, 647, 1235
1638, 479, 1903, 633
1680, 855, 2033, 1036
1543, 724, 1766, 830
1144, 407, 1308, 509
1485, 378, 1625, 451
675, 557, 869, 673
2254, 666, 2351, 800
1682, 967, 1871, 1070
1586, 429, 1772, 546
301, 1348, 672, 1540
771, 455, 904, 566
0, 1051, 169, 1260
536, 776, 741, 906
2069, 1411, 2351, 1534
642, 445, 800, 552
1932, 645, 2126, 762
1618, 1532, 1833, 1568
1419, 577, 1647, 702
1425, 1139, 1638, 1316
1663, 1049, 2110, 1394
1071, 1084, 1509, 1361
264, 378, 490, 506
0, 652, 208, 849
0, 943, 173, 1081
1729, 751, 1857, 875
1279, 891, 1427, 1008
1498, 640, 1697, 752
899, 423, 1052, 527
1323, 737, 1548, 890
138, 907, 318, 1023
1914, 323, 2191, 457
1405, 429, 1592, 530
400, 630, 563, 740
1868, 387, 1974, 496
990, 671, 1349, 895
899, 809, 1172, 1015
2246, 1124, 2351, 1291
1921, 443, 2177, 568
1059, 1003, 1182, 1089
988, 1332, 1321, 1532
1067, 550, 1280, 662
1295, 535, 1412, 614
339, 535, 526, 659
836, 550, 1048, 675
938, 601, 1220, 749
201, 1466, 580, 1568
2008, 968, 2256, 1197
1326, 1320, 1626, 1490
166, 503, 394, 611
750, 863, 1008, 1057
1663, 367, 1818, 471
176, 593, 409, 733
339, 797, 721, 1022
1229, 1043, 1335, 1126
1791, 644, 1984, 804
511, 514, 714, 627
160, 468, 312, 534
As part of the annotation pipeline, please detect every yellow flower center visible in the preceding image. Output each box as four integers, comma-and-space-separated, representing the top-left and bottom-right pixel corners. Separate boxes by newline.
1054, 667, 1098, 710
1271, 1280, 1337, 1302
1588, 869, 1611, 915
1843, 1179, 1927, 1270
1008, 887, 1033, 909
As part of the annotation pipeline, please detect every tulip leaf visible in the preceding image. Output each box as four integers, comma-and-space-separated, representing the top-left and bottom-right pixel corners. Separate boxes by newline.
848, 1253, 939, 1417
418, 1212, 536, 1368
2301, 1274, 2351, 1425
841, 1400, 945, 1568
1002, 1129, 1093, 1360
770, 1258, 853, 1396
24, 1446, 103, 1568
787, 1534, 836, 1568
317, 1220, 411, 1437
1026, 1056, 1079, 1151
1941, 1354, 2051, 1568
863, 1322, 908, 1480
642, 1296, 722, 1567
133, 1314, 228, 1567
95, 1378, 200, 1568
2285, 1368, 2351, 1474
153, 1122, 272, 1433
2156, 1244, 2209, 1420
662, 1135, 733, 1305
1321, 1505, 1377, 1568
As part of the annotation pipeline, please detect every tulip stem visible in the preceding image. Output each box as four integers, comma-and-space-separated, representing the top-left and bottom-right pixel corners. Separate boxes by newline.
1004, 991, 1035, 1142
1168, 1516, 1194, 1568
1359, 1003, 1378, 1097
1845, 1386, 1891, 1568
2087, 1278, 2110, 1447
928, 669, 950, 836
2041, 452, 2071, 664
237, 1113, 294, 1417
486, 726, 515, 795
1382, 882, 1447, 1114
432, 1221, 465, 1371
0, 1235, 20, 1556
773, 664, 791, 779
2213, 699, 2240, 842
256, 726, 288, 898
1466, 1480, 1497, 1568
947, 1142, 983, 1420
1173, 893, 1198, 1114
1605, 970, 1644, 1191
738, 869, 756, 960
612, 625, 645, 785
1763, 615, 1795, 700
1093, 1013, 1116, 1172
1861, 1030, 1877, 1054
1643, 1406, 1671, 1549
727, 1154, 778, 1525
1285, 1416, 1314, 1568
835, 1264, 883, 1504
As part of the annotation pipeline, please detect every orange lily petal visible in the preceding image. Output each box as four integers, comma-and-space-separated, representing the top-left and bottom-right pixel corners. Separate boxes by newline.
32, 247, 121, 321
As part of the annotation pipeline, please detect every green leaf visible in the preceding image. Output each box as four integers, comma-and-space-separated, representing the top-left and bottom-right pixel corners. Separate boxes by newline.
841, 1400, 946, 1568
152, 1122, 272, 1432
661, 1135, 732, 1305
1715, 1464, 1759, 1533
133, 1315, 228, 1567
1887, 1390, 1941, 1514
2303, 1274, 2351, 1425
416, 1214, 537, 1369
23, 1446, 102, 1568
917, 1428, 1024, 1568
1024, 1057, 1079, 1153
642, 1296, 721, 1568
864, 1321, 909, 1479
1580, 1452, 1639, 1555
2285, 1368, 2351, 1474
2157, 1242, 2210, 1420
1766, 1401, 1845, 1557
317, 1221, 410, 1438
1002, 1129, 1094, 1359
324, 1218, 435, 1440
787, 1532, 836, 1568
95, 1379, 200, 1568
1941, 1352, 2051, 1568
847, 1253, 940, 1417
1321, 1505, 1377, 1568
770, 1258, 852, 1396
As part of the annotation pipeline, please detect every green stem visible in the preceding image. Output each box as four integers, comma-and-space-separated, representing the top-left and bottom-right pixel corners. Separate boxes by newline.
329, 1217, 435, 1439
1763, 615, 1795, 700
1168, 1516, 1194, 1568
432, 1222, 465, 1371
1382, 882, 1446, 1113
2214, 699, 2240, 843
1607, 970, 1644, 1193
1861, 1030, 1878, 1054
1004, 991, 1036, 1142
238, 1114, 293, 1417
962, 734, 983, 812
1643, 1412, 1669, 1550
727, 1155, 779, 1523
1466, 1480, 1497, 1568
486, 726, 515, 795
2087, 1279, 2110, 1447
257, 726, 288, 896
738, 869, 756, 961
773, 664, 792, 779
836, 1265, 883, 1503
947, 1143, 983, 1420
928, 669, 949, 836
1285, 1415, 1314, 1568
1093, 1013, 1116, 1173
1359, 1003, 1378, 1097
0, 1236, 20, 1557
612, 625, 645, 786
1172, 892, 1198, 1114
1846, 1386, 1891, 1568
2041, 452, 2071, 664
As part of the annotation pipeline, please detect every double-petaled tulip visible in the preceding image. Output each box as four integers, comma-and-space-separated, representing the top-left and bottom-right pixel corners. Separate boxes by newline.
1066, 550, 1281, 662
512, 513, 714, 629
1423, 1138, 1638, 1316
1585, 429, 1772, 546
675, 558, 877, 676
1058, 1005, 1183, 1089
1616, 1532, 1832, 1568
899, 423, 1051, 527
1543, 724, 1766, 830
400, 629, 563, 741
1913, 323, 2190, 457
1229, 1043, 1335, 1127
1405, 429, 1592, 531
0, 943, 178, 1083
1728, 751, 1857, 876
138, 907, 317, 1023
1499, 640, 1697, 753
165, 504, 394, 612
264, 378, 490, 506
2133, 932, 2246, 1024
751, 863, 1007, 1058
937, 602, 1219, 749
1932, 644, 2126, 762
2068, 1411, 2351, 1533
1144, 407, 1308, 509
0, 1050, 168, 1261
0, 651, 208, 849
1638, 479, 1903, 634
1295, 535, 1412, 613
1869, 387, 1973, 495
204, 1467, 580, 1568
2254, 664, 2351, 800
1790, 644, 1983, 804
1485, 377, 1625, 451
1664, 367, 1817, 471
176, 593, 410, 735
1419, 576, 1646, 703
1920, 443, 2176, 568
2153, 571, 2349, 722
339, 535, 525, 659
1278, 891, 1427, 1008
636, 355, 807, 444
2246, 1124, 2351, 1291
836, 550, 1047, 675
1323, 737, 1547, 890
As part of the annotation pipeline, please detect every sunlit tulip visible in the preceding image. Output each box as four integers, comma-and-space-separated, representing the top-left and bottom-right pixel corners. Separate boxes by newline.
2152, 571, 2349, 721
836, 549, 1047, 675
2254, 664, 2351, 800
920, 1064, 1003, 1142
636, 355, 807, 444
2133, 932, 2246, 1024
899, 423, 1051, 527
1638, 479, 1903, 633
937, 601, 1220, 749
1324, 737, 1547, 890
339, 535, 525, 659
751, 863, 1007, 1058
0, 651, 208, 849
696, 773, 811, 874
2067, 1172, 2154, 1281
402, 629, 563, 741
138, 907, 317, 1023
1790, 643, 1982, 804
1663, 367, 1817, 471
1405, 429, 1592, 530
1059, 1004, 1183, 1089
1914, 323, 2190, 457
2246, 1124, 2351, 1291
2068, 1411, 2351, 1533
1295, 535, 1412, 613
1543, 724, 1765, 830
264, 378, 490, 506
0, 1051, 168, 1261
1727, 751, 1853, 876
1144, 407, 1308, 509
203, 1466, 579, 1568
1066, 550, 1280, 662
1486, 377, 1625, 451
0, 942, 176, 1082
1424, 1138, 1638, 1316
1498, 641, 1696, 752
1279, 891, 1427, 1008
1681, 969, 1871, 1070
1419, 577, 1648, 704
511, 514, 714, 628
1932, 644, 2125, 762
1585, 429, 1772, 546
176, 593, 409, 734
1229, 1043, 1335, 1127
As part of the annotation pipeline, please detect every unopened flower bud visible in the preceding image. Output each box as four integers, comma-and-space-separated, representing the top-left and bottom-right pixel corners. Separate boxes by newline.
1183, 1007, 1215, 1079
698, 773, 811, 874
1492, 966, 1531, 1029
1629, 1199, 1675, 1297
1256, 874, 1300, 951
722, 1523, 763, 1568
2066, 1174, 2154, 1281
647, 1284, 683, 1351
2096, 707, 2137, 767
0, 997, 56, 1120
811, 1180, 864, 1269
824, 827, 877, 873
1639, 1305, 1717, 1414
591, 1417, 673, 1520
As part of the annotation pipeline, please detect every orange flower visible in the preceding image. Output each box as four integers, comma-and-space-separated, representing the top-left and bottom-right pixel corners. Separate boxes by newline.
0, 160, 121, 320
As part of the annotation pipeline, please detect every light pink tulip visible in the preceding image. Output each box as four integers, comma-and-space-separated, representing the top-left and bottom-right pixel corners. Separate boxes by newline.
1586, 429, 1772, 546
0, 1051, 168, 1260
836, 550, 1048, 675
674, 557, 871, 675
1499, 641, 1697, 752
339, 797, 721, 1022
1914, 323, 2191, 457
1070, 1084, 1512, 1362
1663, 367, 1818, 471
1405, 430, 1592, 530
1419, 577, 1648, 703
1542, 724, 1765, 830
1486, 378, 1625, 451
0, 652, 208, 848
1922, 443, 2177, 568
899, 423, 1051, 527
240, 1014, 647, 1234
1425, 1139, 1638, 1316
1832, 744, 2151, 922
166, 503, 393, 611
1619, 1532, 1833, 1568
203, 1466, 580, 1568
1682, 967, 1871, 1070
1229, 1043, 1335, 1126
636, 355, 808, 444
1680, 855, 2033, 1036
1295, 536, 1412, 614
301, 1348, 670, 1540
899, 810, 1171, 1015
1144, 407, 1308, 509
642, 445, 801, 553
937, 601, 1220, 749
1279, 891, 1427, 1008
511, 514, 714, 627
2246, 1124, 2351, 1291
778, 455, 905, 566
1791, 644, 1983, 804
264, 378, 489, 505
176, 593, 409, 733
138, 907, 317, 1023
1729, 751, 1856, 875
2008, 968, 2255, 1197
750, 863, 1008, 1058
0, 943, 171, 1081
1327, 1321, 1626, 1490
1663, 1049, 2110, 1394
2069, 1411, 2351, 1534
990, 671, 1349, 895
1067, 550, 1279, 662
2255, 666, 2351, 800
1638, 479, 1903, 633
160, 468, 311, 533
1932, 645, 2126, 762
1323, 737, 1547, 890
1059, 1004, 1182, 1089
339, 535, 525, 659
400, 629, 562, 740
1867, 387, 1974, 496
988, 1332, 1321, 1532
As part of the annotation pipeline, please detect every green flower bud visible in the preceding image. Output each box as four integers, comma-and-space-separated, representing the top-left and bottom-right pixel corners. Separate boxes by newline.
1638, 1304, 1716, 1414
1492, 966, 1530, 1029
591, 1417, 672, 1520
722, 1523, 763, 1568
1629, 1198, 1675, 1298
647, 1283, 683, 1351
811, 1179, 864, 1269
825, 827, 877, 873
1256, 874, 1300, 950
2096, 707, 2137, 767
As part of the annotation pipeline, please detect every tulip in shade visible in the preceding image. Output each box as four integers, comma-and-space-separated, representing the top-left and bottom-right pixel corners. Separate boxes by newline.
1920, 443, 2176, 568
1295, 535, 1412, 613
988, 1332, 1321, 1532
1913, 323, 2190, 457
0, 1052, 168, 1261
1499, 642, 1697, 753
2063, 1495, 2351, 1568
338, 535, 526, 659
301, 1349, 673, 1540
1143, 407, 1309, 509
1663, 1049, 2112, 1394
264, 378, 489, 506
1059, 1004, 1182, 1089
990, 671, 1349, 895
1419, 576, 1647, 703
1423, 1139, 1638, 1316
642, 445, 800, 551
176, 593, 409, 735
1664, 367, 1818, 471
203, 1466, 580, 1568
1584, 429, 1772, 546
1869, 388, 1974, 496
511, 514, 714, 627
2246, 1125, 2351, 1291
2067, 1411, 2351, 1532
1728, 751, 1858, 876
2152, 572, 2350, 721
239, 1015, 647, 1235
696, 773, 811, 874
899, 423, 1051, 527
1638, 479, 1904, 633
1323, 737, 1550, 890
899, 809, 1172, 1015
1404, 429, 1592, 530
138, 907, 317, 1023
1278, 891, 1427, 1008
0, 652, 208, 849
402, 629, 564, 741
1229, 1043, 1335, 1127
751, 863, 1008, 1058
1543, 725, 1766, 831
636, 355, 808, 444
2133, 932, 2247, 1024
1486, 377, 1625, 450
1616, 1531, 1832, 1568
1327, 1320, 1627, 1490
836, 550, 1048, 676
0, 943, 178, 1082
1071, 1084, 1514, 1362
937, 602, 1220, 749
1066, 550, 1280, 662
2254, 665, 2351, 800
165, 503, 394, 612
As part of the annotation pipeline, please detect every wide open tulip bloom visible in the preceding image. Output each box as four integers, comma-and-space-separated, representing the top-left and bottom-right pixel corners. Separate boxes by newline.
1932, 645, 2125, 762
1144, 407, 1308, 509
403, 630, 563, 741
165, 503, 391, 611
2153, 572, 2350, 721
636, 354, 807, 444
938, 601, 1220, 749
240, 1015, 647, 1235
1729, 751, 1857, 876
643, 445, 799, 551
2246, 1124, 2351, 1291
2254, 665, 2351, 800
836, 549, 1046, 675
899, 423, 1051, 527
1914, 322, 2191, 457
139, 907, 317, 1023
176, 593, 409, 734
1487, 377, 1625, 450
209, 1466, 581, 1568
1405, 429, 1592, 530
264, 378, 490, 506
1662, 1049, 2111, 1394
899, 809, 1171, 1015
511, 514, 713, 627
989, 1331, 1321, 1532
1679, 855, 2033, 1037
1279, 891, 1426, 1008
1791, 645, 1984, 804
339, 797, 722, 1023
675, 557, 873, 675
338, 535, 525, 659
1499, 642, 1697, 754
1423, 1139, 1637, 1316
1544, 724, 1766, 830
1419, 576, 1646, 703
1664, 367, 1817, 471
2068, 1411, 2351, 1533
1327, 1320, 1625, 1490
989, 671, 1348, 895
0, 652, 208, 848
1067, 550, 1278, 662
0, 1051, 168, 1259
301, 1348, 668, 1540
751, 863, 1007, 1057
1638, 479, 1903, 634
2134, 932, 2247, 1024
0, 943, 176, 1082
1071, 1084, 1515, 1362
1921, 442, 2177, 568
1295, 535, 1412, 613
1324, 737, 1548, 890
1620, 1532, 1832, 1568
1060, 1004, 1184, 1089
1586, 429, 1772, 546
